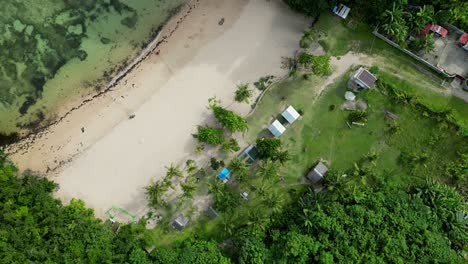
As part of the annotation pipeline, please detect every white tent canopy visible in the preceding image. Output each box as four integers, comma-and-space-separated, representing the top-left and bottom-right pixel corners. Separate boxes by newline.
345, 91, 356, 101
281, 105, 301, 124
268, 120, 286, 137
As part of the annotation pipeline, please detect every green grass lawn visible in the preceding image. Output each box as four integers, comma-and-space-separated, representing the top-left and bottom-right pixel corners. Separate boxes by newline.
247, 71, 467, 188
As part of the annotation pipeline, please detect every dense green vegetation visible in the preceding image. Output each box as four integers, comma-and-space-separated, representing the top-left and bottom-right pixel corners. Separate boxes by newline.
233, 180, 466, 263
285, 0, 468, 31
0, 152, 229, 263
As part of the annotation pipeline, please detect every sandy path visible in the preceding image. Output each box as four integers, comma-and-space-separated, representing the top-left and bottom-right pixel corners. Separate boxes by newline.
9, 0, 309, 218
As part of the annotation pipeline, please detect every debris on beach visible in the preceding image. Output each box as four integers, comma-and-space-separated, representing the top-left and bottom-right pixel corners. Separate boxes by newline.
218, 18, 225, 25
129, 114, 136, 119
81, 127, 85, 133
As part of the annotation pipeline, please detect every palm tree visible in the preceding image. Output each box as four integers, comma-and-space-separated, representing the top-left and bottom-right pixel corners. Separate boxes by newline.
411, 5, 434, 30
275, 150, 290, 165
256, 159, 280, 181
234, 83, 252, 103
165, 163, 183, 178
229, 158, 249, 183
262, 191, 285, 213
145, 182, 164, 208
247, 209, 270, 231
381, 2, 409, 44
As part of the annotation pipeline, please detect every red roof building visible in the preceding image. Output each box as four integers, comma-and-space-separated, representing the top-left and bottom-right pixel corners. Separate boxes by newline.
459, 33, 468, 45
421, 24, 448, 37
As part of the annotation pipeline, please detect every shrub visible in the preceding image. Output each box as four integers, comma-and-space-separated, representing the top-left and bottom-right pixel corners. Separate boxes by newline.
303, 73, 313, 80
254, 75, 274, 91
222, 138, 240, 153
369, 65, 380, 74
298, 52, 331, 75
299, 29, 315, 48
210, 157, 225, 170
212, 106, 248, 132
193, 126, 224, 145
348, 110, 368, 123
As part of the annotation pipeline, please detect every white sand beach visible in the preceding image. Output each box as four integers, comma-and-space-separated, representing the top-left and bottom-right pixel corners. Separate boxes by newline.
8, 0, 310, 218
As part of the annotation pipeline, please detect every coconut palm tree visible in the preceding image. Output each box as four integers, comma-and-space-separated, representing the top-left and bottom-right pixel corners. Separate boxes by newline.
411, 5, 434, 31
381, 2, 409, 44
256, 159, 280, 181
229, 158, 249, 183
262, 191, 285, 214
165, 163, 183, 178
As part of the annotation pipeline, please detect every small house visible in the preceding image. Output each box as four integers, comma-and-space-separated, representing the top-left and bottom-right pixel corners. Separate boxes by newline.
459, 33, 468, 51
281, 106, 301, 124
307, 161, 328, 184
172, 215, 189, 231
421, 24, 448, 37
268, 120, 286, 137
217, 167, 230, 183
348, 67, 377, 92
206, 207, 219, 219
239, 144, 259, 163
332, 4, 351, 19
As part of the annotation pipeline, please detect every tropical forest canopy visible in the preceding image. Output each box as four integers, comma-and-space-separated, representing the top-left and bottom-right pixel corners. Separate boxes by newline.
1, 145, 466, 263
284, 0, 468, 31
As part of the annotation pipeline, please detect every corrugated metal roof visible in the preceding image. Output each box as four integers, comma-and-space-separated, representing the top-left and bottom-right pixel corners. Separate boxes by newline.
281, 105, 300, 124
268, 120, 286, 137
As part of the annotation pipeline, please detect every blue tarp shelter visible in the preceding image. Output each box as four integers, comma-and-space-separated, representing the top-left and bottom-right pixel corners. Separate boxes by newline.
217, 167, 230, 180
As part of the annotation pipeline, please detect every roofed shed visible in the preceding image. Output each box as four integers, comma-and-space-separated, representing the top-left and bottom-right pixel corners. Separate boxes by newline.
206, 207, 219, 219
268, 120, 286, 137
218, 167, 230, 182
333, 4, 350, 19
459, 33, 468, 51
307, 162, 328, 184
281, 106, 301, 124
172, 215, 189, 230
421, 24, 448, 37
348, 67, 377, 92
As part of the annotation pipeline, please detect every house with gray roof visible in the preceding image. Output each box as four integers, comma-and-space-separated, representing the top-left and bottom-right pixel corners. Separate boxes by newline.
172, 215, 189, 231
307, 161, 328, 184
348, 67, 377, 92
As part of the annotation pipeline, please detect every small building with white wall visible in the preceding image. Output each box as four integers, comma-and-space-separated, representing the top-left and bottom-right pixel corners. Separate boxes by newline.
268, 120, 286, 137
281, 105, 301, 124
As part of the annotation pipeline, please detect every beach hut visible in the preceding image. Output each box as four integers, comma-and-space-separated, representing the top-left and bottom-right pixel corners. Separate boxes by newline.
217, 167, 231, 183
281, 106, 301, 124
268, 120, 286, 137
348, 67, 377, 92
307, 161, 328, 184
172, 215, 189, 230
238, 144, 259, 163
333, 4, 351, 19
206, 207, 219, 219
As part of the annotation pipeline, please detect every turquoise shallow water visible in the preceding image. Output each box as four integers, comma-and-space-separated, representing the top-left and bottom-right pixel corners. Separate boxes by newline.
0, 0, 187, 139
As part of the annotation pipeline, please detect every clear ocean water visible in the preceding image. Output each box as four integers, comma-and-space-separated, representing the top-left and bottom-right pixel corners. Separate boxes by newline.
0, 0, 187, 136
